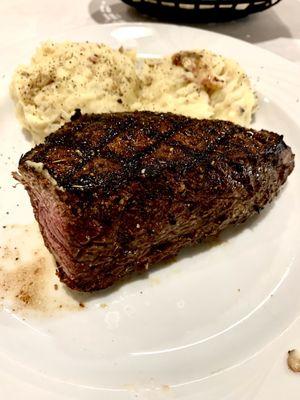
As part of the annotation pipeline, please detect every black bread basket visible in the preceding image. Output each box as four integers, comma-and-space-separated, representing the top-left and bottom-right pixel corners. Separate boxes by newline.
121, 0, 282, 22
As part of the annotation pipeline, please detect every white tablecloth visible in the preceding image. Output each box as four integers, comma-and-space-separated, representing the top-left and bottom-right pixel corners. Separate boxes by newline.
1, 0, 300, 398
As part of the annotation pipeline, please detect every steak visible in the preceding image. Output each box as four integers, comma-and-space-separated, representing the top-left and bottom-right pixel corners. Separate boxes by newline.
14, 111, 294, 292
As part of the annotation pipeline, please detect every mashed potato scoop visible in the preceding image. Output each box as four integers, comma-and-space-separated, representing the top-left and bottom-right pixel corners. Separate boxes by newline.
10, 42, 257, 143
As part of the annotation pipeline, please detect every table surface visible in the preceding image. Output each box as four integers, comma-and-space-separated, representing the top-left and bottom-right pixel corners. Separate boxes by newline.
1, 0, 300, 398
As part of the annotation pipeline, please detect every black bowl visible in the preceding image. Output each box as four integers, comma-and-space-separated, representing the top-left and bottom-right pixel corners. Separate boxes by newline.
121, 0, 282, 22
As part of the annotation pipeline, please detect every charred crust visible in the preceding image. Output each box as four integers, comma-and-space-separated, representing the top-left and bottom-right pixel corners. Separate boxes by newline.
71, 108, 82, 121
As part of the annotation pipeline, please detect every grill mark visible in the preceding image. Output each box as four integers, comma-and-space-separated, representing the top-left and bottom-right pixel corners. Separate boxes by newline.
21, 112, 288, 198
46, 115, 246, 195
168, 128, 231, 161
169, 131, 266, 196
71, 114, 228, 195
55, 119, 135, 187
65, 118, 185, 193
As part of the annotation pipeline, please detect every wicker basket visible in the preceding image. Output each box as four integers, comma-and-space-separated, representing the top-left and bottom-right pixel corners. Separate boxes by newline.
121, 0, 282, 22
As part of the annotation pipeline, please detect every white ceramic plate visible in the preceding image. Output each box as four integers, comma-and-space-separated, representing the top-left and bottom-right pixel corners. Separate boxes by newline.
1, 23, 300, 400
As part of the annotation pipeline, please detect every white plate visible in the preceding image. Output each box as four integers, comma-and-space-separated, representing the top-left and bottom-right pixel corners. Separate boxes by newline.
1, 23, 300, 400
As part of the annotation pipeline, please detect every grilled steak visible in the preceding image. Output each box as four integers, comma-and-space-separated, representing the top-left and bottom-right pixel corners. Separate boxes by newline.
14, 111, 294, 292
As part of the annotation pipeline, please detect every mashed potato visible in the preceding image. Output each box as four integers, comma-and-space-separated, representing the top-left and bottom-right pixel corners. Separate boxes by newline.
11, 43, 257, 143
132, 50, 257, 127
10, 42, 138, 143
